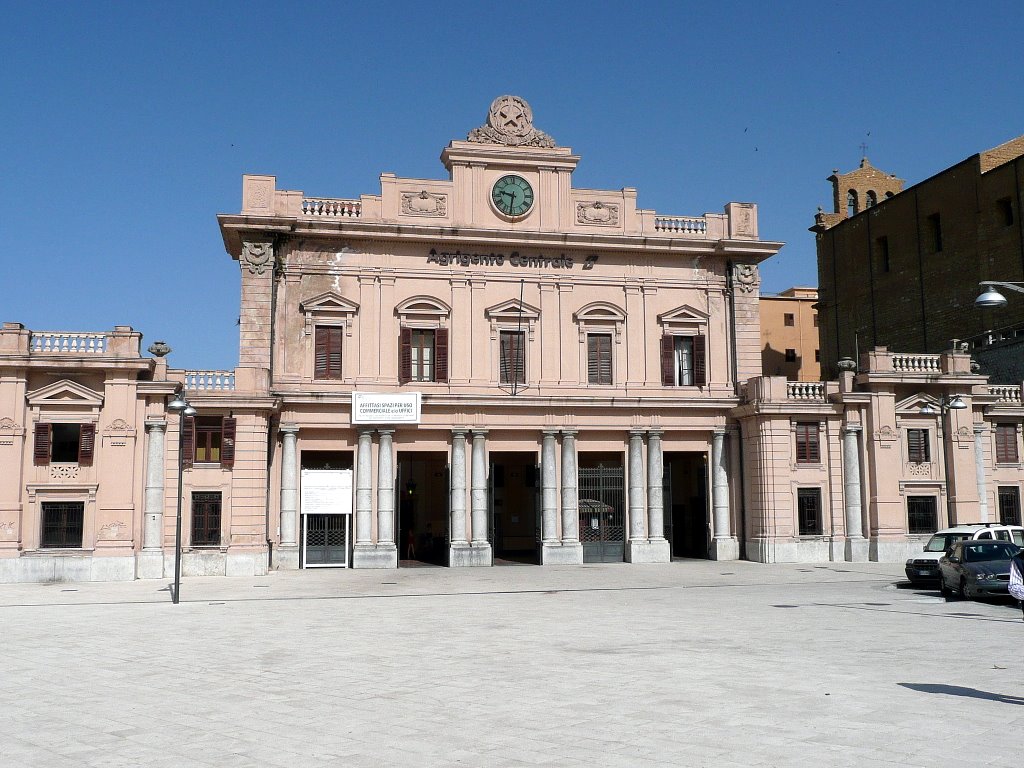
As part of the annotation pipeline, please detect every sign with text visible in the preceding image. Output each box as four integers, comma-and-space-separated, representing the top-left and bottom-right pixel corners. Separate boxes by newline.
300, 469, 353, 516
427, 248, 598, 270
351, 391, 422, 424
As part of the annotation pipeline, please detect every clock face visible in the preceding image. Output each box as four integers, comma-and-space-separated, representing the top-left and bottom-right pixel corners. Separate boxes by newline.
491, 175, 534, 217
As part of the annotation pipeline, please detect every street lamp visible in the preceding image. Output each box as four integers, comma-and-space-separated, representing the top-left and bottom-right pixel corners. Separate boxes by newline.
167, 393, 196, 604
919, 395, 968, 528
974, 281, 1024, 309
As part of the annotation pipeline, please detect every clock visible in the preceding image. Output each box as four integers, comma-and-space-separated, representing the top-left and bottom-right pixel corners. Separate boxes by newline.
491, 175, 534, 217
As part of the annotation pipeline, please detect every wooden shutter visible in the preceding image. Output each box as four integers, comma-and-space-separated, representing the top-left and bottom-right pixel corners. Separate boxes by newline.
78, 423, 96, 466
434, 328, 448, 383
182, 416, 195, 470
693, 335, 707, 386
314, 326, 342, 380
500, 331, 525, 384
399, 327, 412, 384
661, 334, 675, 386
587, 334, 612, 385
796, 423, 819, 463
996, 424, 1018, 464
33, 423, 51, 466
220, 417, 237, 470
908, 429, 929, 464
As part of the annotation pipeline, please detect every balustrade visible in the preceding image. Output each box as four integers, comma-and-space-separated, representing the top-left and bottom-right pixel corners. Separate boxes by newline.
786, 381, 826, 400
30, 332, 107, 354
301, 198, 362, 218
891, 353, 941, 373
988, 385, 1022, 403
653, 216, 707, 235
184, 370, 236, 391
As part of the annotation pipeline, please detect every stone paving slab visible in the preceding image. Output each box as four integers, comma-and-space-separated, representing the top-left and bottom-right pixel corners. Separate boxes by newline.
1, 560, 1021, 767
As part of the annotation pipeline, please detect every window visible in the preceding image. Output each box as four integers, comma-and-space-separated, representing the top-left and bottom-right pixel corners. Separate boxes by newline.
660, 334, 707, 387
181, 416, 236, 469
588, 333, 613, 385
865, 190, 877, 208
814, 349, 821, 362
41, 501, 84, 548
784, 348, 797, 363
813, 314, 819, 328
907, 428, 930, 463
995, 424, 1019, 463
907, 496, 938, 534
499, 330, 526, 385
997, 197, 1014, 227
399, 327, 448, 384
927, 213, 942, 252
998, 487, 1021, 526
797, 488, 822, 535
191, 492, 222, 547
314, 326, 343, 380
847, 190, 858, 217
795, 423, 820, 463
875, 236, 890, 273
783, 313, 795, 327
33, 423, 95, 466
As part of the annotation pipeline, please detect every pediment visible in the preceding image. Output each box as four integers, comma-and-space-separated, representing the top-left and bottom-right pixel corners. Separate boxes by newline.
27, 379, 104, 408
574, 301, 626, 323
396, 296, 451, 317
299, 292, 359, 315
485, 299, 540, 321
895, 393, 937, 415
658, 304, 709, 324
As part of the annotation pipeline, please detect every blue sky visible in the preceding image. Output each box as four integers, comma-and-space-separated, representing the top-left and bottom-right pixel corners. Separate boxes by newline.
3, 1, 1023, 369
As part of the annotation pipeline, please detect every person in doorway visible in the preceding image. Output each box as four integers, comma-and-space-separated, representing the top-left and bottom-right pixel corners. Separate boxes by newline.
1010, 546, 1024, 621
405, 528, 416, 560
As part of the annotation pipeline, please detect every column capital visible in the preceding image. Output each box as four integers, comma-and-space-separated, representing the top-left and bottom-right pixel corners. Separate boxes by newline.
973, 423, 987, 435
542, 428, 560, 437
145, 418, 167, 430
842, 424, 863, 435
560, 428, 578, 437
713, 427, 728, 438
629, 428, 646, 438
470, 428, 488, 437
647, 428, 664, 438
451, 428, 468, 438
358, 427, 376, 437
280, 423, 299, 435
376, 428, 395, 436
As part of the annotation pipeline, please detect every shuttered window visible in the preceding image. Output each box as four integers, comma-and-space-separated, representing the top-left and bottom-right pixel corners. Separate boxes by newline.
33, 423, 94, 465
314, 326, 343, 380
181, 416, 195, 470
693, 335, 706, 386
660, 334, 707, 386
400, 328, 448, 383
795, 423, 820, 463
587, 333, 612, 385
33, 423, 51, 465
500, 330, 526, 384
220, 418, 236, 470
907, 429, 930, 463
191, 416, 236, 469
995, 424, 1018, 464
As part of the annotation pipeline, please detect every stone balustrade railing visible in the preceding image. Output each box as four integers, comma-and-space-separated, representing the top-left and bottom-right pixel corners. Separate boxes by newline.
891, 353, 942, 373
786, 381, 826, 400
988, 385, 1022, 403
301, 198, 362, 218
30, 332, 108, 354
653, 216, 708, 235
185, 370, 236, 391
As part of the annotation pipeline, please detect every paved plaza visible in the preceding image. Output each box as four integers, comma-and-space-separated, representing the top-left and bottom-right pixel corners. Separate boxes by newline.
1, 560, 1021, 767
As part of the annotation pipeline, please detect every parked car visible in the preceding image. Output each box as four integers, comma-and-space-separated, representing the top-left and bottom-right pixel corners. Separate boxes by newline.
904, 524, 1024, 585
937, 539, 1021, 600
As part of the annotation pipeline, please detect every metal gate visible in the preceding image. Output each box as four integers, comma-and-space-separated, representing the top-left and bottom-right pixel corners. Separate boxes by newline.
578, 465, 625, 563
303, 514, 349, 567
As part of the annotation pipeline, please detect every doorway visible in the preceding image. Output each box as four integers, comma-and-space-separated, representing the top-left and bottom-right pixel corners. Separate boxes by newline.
397, 453, 449, 567
663, 452, 710, 559
299, 451, 353, 568
489, 452, 540, 564
578, 453, 625, 563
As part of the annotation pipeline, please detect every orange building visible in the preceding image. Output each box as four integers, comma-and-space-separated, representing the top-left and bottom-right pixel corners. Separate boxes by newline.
760, 287, 820, 381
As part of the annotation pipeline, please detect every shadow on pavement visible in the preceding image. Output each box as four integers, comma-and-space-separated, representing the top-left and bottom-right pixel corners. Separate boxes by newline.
899, 683, 1024, 705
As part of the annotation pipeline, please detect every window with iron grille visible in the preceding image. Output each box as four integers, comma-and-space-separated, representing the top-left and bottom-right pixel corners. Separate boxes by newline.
191, 492, 222, 547
33, 423, 95, 466
587, 333, 613, 385
314, 325, 343, 380
40, 501, 84, 548
499, 330, 526, 385
995, 424, 1018, 464
907, 429, 930, 463
797, 488, 822, 535
795, 423, 820, 463
998, 487, 1022, 526
907, 495, 938, 534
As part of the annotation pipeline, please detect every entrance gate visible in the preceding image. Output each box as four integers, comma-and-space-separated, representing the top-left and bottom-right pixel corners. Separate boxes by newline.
578, 465, 625, 562
303, 514, 349, 567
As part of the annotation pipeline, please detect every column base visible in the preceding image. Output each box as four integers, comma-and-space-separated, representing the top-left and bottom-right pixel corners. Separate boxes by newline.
626, 538, 671, 563
352, 543, 398, 569
709, 536, 740, 561
136, 550, 165, 579
828, 537, 846, 562
540, 541, 583, 565
273, 545, 300, 570
449, 542, 491, 567
845, 537, 870, 563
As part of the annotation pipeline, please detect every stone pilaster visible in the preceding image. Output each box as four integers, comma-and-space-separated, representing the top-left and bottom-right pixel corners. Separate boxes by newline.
974, 424, 989, 523
276, 424, 300, 569
710, 428, 739, 560
842, 424, 868, 562
137, 419, 167, 579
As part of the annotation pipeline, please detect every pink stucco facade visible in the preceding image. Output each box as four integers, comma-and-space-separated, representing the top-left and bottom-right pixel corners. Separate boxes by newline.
1, 97, 1021, 582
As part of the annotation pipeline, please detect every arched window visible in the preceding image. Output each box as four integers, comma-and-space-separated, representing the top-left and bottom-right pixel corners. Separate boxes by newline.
847, 190, 858, 217
884, 191, 894, 199
866, 190, 877, 208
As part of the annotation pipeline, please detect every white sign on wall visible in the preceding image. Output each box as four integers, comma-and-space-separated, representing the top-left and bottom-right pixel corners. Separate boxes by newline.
351, 391, 422, 424
300, 469, 353, 516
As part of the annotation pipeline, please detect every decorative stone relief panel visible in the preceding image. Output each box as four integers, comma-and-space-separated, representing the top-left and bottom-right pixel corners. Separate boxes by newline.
99, 521, 128, 540
467, 95, 556, 148
576, 201, 620, 226
242, 240, 274, 275
49, 465, 80, 480
401, 191, 448, 217
733, 263, 760, 294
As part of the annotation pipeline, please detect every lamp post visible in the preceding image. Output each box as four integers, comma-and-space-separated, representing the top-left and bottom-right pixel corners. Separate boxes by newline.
167, 393, 196, 604
974, 281, 1024, 309
920, 395, 968, 528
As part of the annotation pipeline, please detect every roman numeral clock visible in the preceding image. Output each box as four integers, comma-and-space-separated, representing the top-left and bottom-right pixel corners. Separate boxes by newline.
491, 174, 534, 218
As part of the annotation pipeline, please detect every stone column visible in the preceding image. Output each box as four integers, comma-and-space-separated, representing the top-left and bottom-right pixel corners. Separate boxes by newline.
628, 429, 647, 541
470, 430, 489, 545
647, 430, 665, 540
354, 429, 374, 545
138, 419, 167, 578
542, 429, 582, 565
449, 429, 469, 551
540, 429, 559, 544
974, 424, 989, 523
560, 429, 579, 545
275, 424, 300, 569
842, 425, 868, 562
709, 429, 738, 560
377, 429, 396, 547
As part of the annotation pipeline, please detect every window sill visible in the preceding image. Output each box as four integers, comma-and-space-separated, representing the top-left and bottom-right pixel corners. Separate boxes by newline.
27, 548, 93, 555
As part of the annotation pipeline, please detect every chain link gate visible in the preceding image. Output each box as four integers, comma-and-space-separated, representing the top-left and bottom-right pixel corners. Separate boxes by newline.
578, 464, 625, 562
